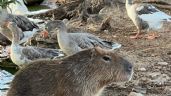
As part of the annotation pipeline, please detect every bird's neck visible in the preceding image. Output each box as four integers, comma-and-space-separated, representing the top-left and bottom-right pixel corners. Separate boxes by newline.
57, 28, 74, 54
126, 0, 133, 6
12, 34, 20, 45
57, 28, 68, 37
11, 28, 21, 45
0, 9, 8, 26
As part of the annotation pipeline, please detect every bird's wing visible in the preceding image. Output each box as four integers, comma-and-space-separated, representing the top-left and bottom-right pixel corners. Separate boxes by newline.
21, 47, 42, 60
136, 4, 171, 22
21, 46, 63, 60
7, 14, 39, 31
136, 4, 159, 15
71, 33, 112, 49
32, 47, 64, 57
136, 4, 171, 29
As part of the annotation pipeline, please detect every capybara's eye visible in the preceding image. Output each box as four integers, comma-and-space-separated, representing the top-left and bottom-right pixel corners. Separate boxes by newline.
102, 55, 111, 62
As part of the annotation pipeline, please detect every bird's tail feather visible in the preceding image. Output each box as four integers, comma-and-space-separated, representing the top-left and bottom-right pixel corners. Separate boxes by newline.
103, 41, 122, 50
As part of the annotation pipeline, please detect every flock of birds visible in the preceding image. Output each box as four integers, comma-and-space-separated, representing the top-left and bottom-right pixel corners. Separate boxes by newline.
0, 0, 171, 68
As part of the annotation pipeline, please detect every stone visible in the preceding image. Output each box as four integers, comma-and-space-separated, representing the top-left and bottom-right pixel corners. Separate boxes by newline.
157, 62, 168, 66
138, 67, 146, 71
150, 74, 170, 85
149, 72, 161, 78
128, 92, 144, 96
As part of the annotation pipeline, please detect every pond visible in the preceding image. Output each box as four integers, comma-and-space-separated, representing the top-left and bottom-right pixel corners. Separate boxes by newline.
0, 70, 15, 96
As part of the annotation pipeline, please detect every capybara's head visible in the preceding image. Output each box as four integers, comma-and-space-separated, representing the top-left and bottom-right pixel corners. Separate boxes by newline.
87, 47, 133, 83
45, 20, 66, 32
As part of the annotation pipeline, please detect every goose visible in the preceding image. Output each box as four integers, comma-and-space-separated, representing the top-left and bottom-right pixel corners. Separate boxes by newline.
0, 8, 38, 32
0, 8, 49, 45
7, 22, 64, 68
45, 20, 121, 56
125, 0, 171, 39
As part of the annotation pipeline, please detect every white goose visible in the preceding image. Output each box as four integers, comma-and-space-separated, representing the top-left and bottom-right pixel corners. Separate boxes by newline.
125, 0, 171, 39
45, 20, 121, 56
7, 22, 64, 68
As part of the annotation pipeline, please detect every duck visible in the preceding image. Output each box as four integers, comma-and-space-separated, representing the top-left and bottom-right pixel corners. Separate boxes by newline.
45, 20, 121, 56
125, 0, 171, 39
7, 22, 64, 68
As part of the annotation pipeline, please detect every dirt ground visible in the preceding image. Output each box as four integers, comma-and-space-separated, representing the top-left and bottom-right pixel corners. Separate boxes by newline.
64, 5, 171, 96
91, 7, 171, 96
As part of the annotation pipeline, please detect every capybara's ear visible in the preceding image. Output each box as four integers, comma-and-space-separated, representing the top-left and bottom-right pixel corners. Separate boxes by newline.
94, 46, 108, 55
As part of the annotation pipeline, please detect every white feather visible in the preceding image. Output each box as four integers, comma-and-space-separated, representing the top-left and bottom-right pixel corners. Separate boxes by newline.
19, 28, 38, 44
139, 7, 171, 30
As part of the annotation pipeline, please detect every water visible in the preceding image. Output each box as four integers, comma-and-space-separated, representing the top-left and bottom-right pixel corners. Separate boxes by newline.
0, 70, 15, 96
0, 57, 18, 96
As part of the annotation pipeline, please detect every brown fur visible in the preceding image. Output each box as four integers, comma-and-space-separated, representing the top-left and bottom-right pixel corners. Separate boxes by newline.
7, 47, 133, 96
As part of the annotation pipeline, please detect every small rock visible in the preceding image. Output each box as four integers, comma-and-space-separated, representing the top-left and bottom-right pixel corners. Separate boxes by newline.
167, 51, 171, 55
131, 80, 139, 86
150, 74, 170, 85
157, 62, 168, 66
164, 86, 171, 93
141, 77, 148, 81
104, 30, 109, 34
132, 86, 147, 94
151, 54, 157, 57
149, 72, 161, 78
138, 67, 146, 71
128, 92, 144, 96
112, 35, 117, 38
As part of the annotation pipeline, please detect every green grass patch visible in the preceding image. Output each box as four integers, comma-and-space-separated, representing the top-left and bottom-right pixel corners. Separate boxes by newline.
27, 5, 49, 11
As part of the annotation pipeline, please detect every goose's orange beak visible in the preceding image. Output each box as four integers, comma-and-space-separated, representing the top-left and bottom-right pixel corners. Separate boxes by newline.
40, 30, 49, 38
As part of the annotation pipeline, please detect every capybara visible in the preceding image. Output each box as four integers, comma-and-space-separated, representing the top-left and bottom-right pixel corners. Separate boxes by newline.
7, 47, 133, 96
